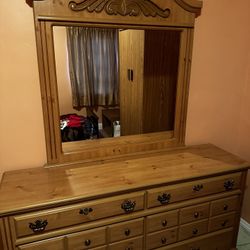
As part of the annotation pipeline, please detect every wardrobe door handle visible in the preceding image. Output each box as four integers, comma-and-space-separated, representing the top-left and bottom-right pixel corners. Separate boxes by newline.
130, 69, 134, 82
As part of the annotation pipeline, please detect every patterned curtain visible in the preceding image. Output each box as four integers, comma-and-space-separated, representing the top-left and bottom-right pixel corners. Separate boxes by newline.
67, 27, 119, 108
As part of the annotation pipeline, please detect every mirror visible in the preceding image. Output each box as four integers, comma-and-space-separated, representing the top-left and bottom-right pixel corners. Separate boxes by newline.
53, 26, 181, 148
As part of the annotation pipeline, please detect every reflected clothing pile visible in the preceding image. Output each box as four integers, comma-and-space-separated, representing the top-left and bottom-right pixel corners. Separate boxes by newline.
60, 114, 98, 142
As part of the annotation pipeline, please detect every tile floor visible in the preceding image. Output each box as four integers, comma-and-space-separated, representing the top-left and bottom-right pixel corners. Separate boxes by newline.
237, 226, 250, 250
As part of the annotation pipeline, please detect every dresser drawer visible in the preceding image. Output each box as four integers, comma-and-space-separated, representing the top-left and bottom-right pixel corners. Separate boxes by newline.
109, 236, 143, 250
179, 203, 209, 224
147, 210, 178, 233
147, 173, 241, 208
178, 219, 208, 241
67, 227, 106, 250
12, 192, 144, 238
147, 227, 178, 249
109, 218, 144, 243
209, 212, 236, 232
17, 237, 64, 250
210, 195, 240, 216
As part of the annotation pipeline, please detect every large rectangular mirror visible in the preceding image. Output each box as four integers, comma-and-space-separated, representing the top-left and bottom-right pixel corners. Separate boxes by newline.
53, 26, 181, 150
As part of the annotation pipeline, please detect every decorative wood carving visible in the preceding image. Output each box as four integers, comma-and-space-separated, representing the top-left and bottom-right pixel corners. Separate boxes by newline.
68, 0, 171, 18
175, 0, 202, 16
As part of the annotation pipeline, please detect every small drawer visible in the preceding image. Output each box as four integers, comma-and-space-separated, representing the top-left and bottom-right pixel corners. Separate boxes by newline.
147, 227, 178, 249
147, 210, 178, 233
178, 219, 208, 241
109, 218, 144, 243
17, 237, 64, 250
109, 236, 143, 250
147, 173, 241, 208
12, 192, 144, 238
211, 196, 240, 216
182, 228, 233, 250
209, 212, 236, 232
67, 227, 106, 250
179, 202, 209, 224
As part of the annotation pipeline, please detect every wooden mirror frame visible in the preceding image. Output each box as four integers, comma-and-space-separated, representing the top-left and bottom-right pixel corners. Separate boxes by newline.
28, 0, 202, 165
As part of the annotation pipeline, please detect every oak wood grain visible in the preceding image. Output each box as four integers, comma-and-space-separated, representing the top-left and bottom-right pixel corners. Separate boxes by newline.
0, 145, 249, 216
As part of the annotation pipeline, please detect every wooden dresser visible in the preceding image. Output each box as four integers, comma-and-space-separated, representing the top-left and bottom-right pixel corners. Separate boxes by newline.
0, 144, 249, 250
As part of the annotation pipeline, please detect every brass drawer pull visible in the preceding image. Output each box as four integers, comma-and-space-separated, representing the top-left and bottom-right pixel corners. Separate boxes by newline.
221, 220, 228, 227
193, 184, 203, 192
85, 239, 91, 246
125, 247, 133, 250
161, 237, 167, 244
224, 180, 234, 191
194, 212, 199, 218
223, 204, 229, 211
162, 220, 168, 227
124, 228, 131, 236
121, 200, 136, 213
79, 207, 93, 215
192, 228, 198, 235
29, 220, 48, 233
158, 193, 171, 205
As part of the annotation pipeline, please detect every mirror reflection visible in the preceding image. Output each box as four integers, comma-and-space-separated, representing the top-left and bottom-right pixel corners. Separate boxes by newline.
53, 26, 180, 145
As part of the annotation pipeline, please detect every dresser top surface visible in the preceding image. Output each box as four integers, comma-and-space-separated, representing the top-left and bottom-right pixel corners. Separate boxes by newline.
0, 144, 249, 216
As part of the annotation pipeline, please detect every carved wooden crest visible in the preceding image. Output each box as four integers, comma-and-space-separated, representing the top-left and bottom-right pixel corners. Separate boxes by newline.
68, 0, 171, 18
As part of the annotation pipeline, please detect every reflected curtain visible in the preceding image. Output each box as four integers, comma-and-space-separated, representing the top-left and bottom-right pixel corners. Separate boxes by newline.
67, 27, 119, 108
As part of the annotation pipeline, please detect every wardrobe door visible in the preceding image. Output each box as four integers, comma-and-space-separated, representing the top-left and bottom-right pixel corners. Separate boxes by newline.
119, 29, 145, 136
143, 30, 180, 133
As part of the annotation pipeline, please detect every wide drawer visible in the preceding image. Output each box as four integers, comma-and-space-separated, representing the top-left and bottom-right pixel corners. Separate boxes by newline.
146, 210, 178, 233
147, 173, 241, 208
109, 236, 143, 250
108, 218, 144, 243
67, 227, 106, 250
178, 219, 208, 241
17, 237, 64, 250
12, 192, 145, 238
146, 227, 178, 249
208, 212, 236, 232
179, 202, 209, 224
210, 195, 240, 216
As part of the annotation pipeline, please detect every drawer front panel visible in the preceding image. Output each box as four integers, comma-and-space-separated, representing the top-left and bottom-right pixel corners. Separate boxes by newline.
179, 219, 208, 241
146, 210, 178, 233
147, 173, 241, 208
211, 196, 240, 216
179, 203, 209, 224
13, 192, 144, 238
209, 212, 236, 232
67, 227, 106, 250
109, 218, 144, 243
18, 238, 64, 250
109, 236, 143, 250
147, 227, 178, 249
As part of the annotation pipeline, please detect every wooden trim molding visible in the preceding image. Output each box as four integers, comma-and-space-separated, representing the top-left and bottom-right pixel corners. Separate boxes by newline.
175, 0, 203, 16
68, 0, 171, 18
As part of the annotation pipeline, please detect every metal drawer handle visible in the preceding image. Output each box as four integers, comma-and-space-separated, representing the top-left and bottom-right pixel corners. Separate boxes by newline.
161, 237, 167, 244
79, 207, 93, 215
125, 247, 133, 250
221, 220, 228, 227
29, 220, 48, 233
224, 180, 234, 191
223, 204, 229, 211
121, 200, 136, 213
193, 184, 203, 192
192, 228, 198, 235
162, 220, 168, 227
194, 212, 200, 218
158, 193, 171, 205
85, 239, 91, 246
125, 228, 131, 236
